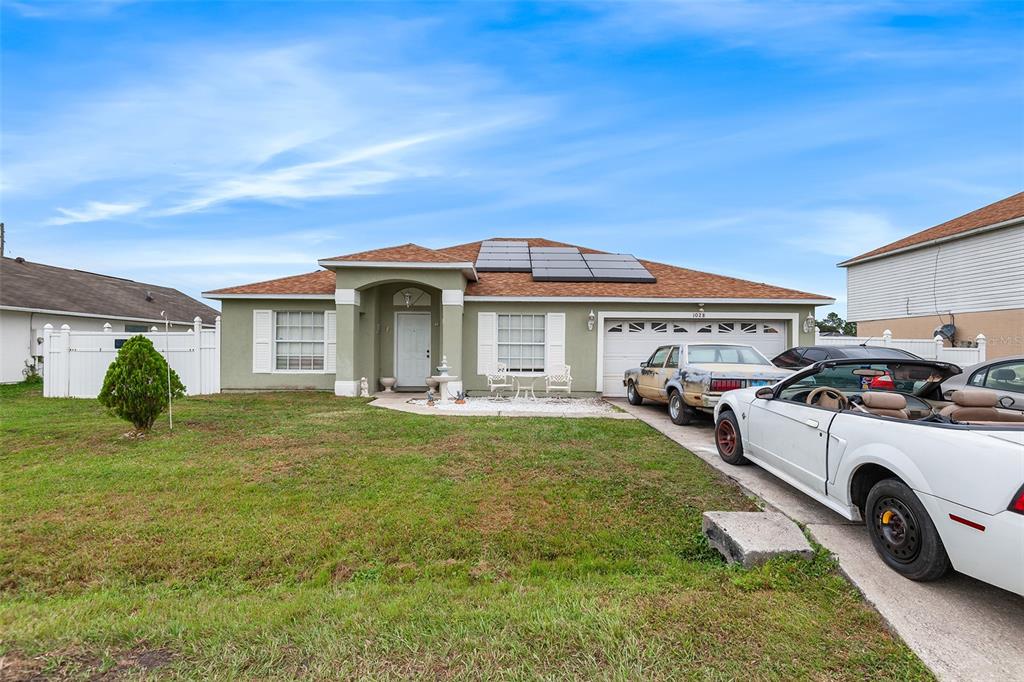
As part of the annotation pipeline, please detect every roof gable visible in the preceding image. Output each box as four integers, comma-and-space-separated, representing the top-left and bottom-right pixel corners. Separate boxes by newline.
841, 192, 1024, 266
321, 243, 467, 264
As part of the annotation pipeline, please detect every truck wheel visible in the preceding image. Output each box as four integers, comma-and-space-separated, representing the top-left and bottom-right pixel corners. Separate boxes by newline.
715, 411, 748, 464
669, 392, 694, 425
865, 478, 950, 582
626, 382, 643, 405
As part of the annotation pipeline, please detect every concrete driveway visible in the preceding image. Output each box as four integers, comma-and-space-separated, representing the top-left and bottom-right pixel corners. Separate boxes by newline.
612, 399, 1024, 682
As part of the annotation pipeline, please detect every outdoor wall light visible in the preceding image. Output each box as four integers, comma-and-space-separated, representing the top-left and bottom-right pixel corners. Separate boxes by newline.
587, 309, 596, 331
802, 312, 816, 334
402, 291, 413, 308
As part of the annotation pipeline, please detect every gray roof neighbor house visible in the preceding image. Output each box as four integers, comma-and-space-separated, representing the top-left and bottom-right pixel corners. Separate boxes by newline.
0, 256, 218, 325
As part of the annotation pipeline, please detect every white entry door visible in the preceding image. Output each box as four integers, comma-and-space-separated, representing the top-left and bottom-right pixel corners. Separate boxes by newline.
395, 313, 431, 387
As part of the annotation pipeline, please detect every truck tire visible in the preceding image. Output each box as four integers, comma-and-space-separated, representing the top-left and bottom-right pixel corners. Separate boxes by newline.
865, 478, 951, 582
626, 381, 643, 405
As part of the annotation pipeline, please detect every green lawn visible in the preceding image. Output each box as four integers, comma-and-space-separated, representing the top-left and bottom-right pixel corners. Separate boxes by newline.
0, 383, 930, 680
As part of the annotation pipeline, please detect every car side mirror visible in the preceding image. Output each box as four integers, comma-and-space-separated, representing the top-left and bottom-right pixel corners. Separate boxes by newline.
755, 387, 775, 400
640, 361, 648, 368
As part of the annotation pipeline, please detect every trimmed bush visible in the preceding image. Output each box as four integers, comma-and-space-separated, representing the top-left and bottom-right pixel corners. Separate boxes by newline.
98, 335, 185, 431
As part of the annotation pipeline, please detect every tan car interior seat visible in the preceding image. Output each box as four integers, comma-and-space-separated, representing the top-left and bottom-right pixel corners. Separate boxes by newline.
861, 391, 909, 419
940, 389, 1024, 423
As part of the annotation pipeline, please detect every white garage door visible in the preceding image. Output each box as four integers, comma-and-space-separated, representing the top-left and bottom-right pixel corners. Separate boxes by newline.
601, 318, 789, 396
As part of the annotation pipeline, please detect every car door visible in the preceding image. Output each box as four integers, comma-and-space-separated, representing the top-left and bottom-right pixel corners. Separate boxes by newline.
969, 360, 1024, 410
638, 346, 671, 400
747, 375, 835, 495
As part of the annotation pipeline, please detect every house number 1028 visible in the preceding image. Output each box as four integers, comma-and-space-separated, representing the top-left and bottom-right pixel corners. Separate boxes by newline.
692, 312, 706, 318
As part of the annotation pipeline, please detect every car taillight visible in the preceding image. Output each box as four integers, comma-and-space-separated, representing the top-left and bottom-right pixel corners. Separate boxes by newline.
711, 379, 743, 392
1008, 484, 1024, 515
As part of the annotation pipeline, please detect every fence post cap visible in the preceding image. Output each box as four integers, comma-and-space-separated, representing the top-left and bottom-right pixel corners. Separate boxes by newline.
194, 316, 202, 323
975, 333, 986, 341
103, 322, 112, 332
43, 322, 53, 329
60, 323, 71, 330
215, 315, 221, 322
933, 335, 944, 342
882, 329, 892, 337
151, 326, 158, 332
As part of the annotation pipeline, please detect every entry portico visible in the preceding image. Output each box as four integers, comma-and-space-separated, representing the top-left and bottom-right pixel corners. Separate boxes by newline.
322, 246, 474, 396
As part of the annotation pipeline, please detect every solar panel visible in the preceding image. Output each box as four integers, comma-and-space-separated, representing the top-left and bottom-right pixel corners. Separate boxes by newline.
474, 243, 656, 282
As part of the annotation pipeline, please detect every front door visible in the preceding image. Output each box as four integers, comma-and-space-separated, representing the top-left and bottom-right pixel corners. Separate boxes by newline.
395, 313, 431, 387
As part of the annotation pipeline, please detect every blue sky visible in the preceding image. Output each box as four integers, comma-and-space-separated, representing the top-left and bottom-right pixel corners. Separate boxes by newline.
3, 1, 1022, 314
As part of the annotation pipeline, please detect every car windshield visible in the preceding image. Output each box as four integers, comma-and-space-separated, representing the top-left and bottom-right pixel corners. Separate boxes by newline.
687, 345, 770, 365
778, 361, 954, 401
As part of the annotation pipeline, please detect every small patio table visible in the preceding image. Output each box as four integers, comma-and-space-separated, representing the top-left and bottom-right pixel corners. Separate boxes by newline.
514, 377, 537, 400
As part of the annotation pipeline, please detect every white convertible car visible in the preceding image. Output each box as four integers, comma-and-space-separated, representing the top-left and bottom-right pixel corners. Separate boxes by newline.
712, 358, 1024, 596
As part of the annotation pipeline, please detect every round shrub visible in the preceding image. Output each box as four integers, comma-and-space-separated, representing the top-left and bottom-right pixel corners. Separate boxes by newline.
98, 335, 185, 431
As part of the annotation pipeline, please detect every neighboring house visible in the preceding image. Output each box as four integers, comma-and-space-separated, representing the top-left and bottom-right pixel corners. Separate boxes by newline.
0, 256, 220, 383
839, 192, 1024, 359
203, 239, 832, 396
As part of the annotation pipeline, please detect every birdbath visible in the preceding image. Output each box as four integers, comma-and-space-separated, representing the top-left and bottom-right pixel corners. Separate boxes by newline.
430, 355, 459, 404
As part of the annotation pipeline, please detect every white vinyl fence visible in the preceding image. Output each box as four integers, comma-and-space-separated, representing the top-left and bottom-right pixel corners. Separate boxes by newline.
815, 329, 986, 365
42, 317, 220, 398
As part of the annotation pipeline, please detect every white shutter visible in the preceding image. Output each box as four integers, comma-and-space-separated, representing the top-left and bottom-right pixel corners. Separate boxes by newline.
324, 310, 337, 373
546, 312, 566, 373
477, 312, 497, 375
252, 310, 273, 373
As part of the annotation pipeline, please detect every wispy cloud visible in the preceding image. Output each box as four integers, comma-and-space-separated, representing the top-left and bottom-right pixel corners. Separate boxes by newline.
5, 39, 546, 218
47, 200, 146, 225
589, 0, 1019, 65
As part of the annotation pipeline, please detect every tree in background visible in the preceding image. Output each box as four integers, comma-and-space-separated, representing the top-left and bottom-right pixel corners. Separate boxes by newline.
816, 312, 857, 336
98, 336, 185, 431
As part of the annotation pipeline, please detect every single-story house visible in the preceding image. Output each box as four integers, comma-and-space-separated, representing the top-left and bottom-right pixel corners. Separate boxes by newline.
0, 256, 220, 383
839, 192, 1024, 359
204, 238, 832, 397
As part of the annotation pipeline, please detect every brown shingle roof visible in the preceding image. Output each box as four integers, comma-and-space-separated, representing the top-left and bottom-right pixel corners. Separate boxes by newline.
207, 237, 831, 301
840, 192, 1024, 266
321, 243, 467, 263
1, 257, 220, 323
205, 270, 335, 296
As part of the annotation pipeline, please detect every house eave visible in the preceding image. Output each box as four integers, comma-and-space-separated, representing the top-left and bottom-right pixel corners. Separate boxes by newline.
0, 305, 213, 326
462, 295, 834, 305
838, 216, 1024, 268
203, 293, 335, 301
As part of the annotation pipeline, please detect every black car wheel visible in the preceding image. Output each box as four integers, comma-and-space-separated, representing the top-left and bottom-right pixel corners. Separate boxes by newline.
714, 411, 748, 465
669, 392, 694, 425
626, 381, 643, 405
865, 478, 950, 582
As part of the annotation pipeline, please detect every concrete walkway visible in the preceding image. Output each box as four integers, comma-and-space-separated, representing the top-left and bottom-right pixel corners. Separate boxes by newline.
370, 393, 634, 419
612, 399, 1024, 682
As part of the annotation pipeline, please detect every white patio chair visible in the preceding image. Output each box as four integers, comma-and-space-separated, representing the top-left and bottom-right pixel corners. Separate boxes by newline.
487, 362, 515, 399
545, 365, 572, 397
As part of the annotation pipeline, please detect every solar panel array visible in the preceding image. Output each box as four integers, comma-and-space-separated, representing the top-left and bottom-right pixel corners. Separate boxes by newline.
474, 242, 656, 283
475, 240, 532, 272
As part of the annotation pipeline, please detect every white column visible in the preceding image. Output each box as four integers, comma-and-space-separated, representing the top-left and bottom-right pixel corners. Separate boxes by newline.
213, 315, 222, 394
60, 324, 71, 398
192, 316, 203, 396
933, 335, 944, 361
42, 323, 53, 397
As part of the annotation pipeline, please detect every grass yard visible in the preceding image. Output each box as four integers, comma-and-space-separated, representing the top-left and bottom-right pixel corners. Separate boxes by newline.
0, 383, 930, 680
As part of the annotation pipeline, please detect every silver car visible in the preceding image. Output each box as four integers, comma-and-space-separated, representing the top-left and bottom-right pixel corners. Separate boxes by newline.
941, 355, 1024, 411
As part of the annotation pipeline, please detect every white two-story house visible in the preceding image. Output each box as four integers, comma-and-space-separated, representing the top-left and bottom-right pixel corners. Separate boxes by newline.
839, 192, 1023, 359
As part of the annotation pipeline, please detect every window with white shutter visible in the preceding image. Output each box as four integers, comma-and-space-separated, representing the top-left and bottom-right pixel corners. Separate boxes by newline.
477, 312, 497, 375
324, 310, 337, 373
252, 310, 272, 373
545, 312, 566, 373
